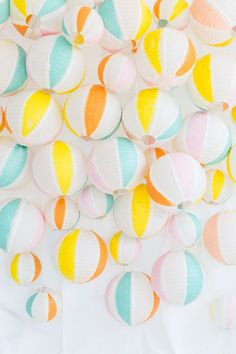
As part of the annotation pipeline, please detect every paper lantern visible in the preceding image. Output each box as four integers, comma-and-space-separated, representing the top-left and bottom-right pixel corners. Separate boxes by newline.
10, 0, 66, 39
226, 145, 236, 183
98, 53, 136, 93
62, 5, 104, 46
32, 141, 87, 196
147, 152, 207, 209
174, 111, 232, 166
105, 271, 159, 326
204, 169, 233, 204
44, 197, 79, 230
26, 288, 61, 322
10, 252, 41, 286
27, 35, 86, 94
168, 212, 202, 248
153, 0, 189, 29
0, 39, 27, 96
88, 137, 146, 194
78, 185, 114, 219
113, 184, 168, 239
210, 294, 236, 329
6, 90, 63, 146
151, 251, 204, 305
0, 137, 30, 190
122, 88, 181, 145
204, 211, 236, 265
0, 198, 45, 253
109, 231, 141, 265
63, 85, 121, 140
57, 229, 108, 283
0, 0, 9, 28
136, 28, 196, 90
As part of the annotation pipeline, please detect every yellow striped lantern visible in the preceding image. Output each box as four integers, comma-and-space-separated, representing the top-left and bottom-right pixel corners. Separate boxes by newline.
32, 141, 87, 196
44, 197, 80, 230
0, 0, 9, 29
211, 295, 236, 330
56, 229, 108, 283
63, 85, 121, 140
227, 145, 236, 184
153, 0, 189, 30
6, 90, 63, 147
122, 88, 181, 145
136, 28, 196, 90
27, 35, 86, 94
114, 184, 168, 239
204, 170, 233, 204
10, 252, 41, 286
109, 231, 141, 265
10, 0, 66, 39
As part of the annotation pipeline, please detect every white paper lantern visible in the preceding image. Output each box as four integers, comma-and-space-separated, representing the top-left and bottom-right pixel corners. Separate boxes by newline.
109, 231, 141, 265
10, 252, 41, 286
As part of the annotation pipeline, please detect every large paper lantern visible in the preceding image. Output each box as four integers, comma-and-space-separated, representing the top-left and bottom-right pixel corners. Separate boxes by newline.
63, 85, 121, 140
10, 252, 41, 286
88, 137, 146, 194
136, 28, 196, 89
204, 169, 233, 204
105, 271, 159, 326
151, 251, 204, 305
57, 229, 108, 283
153, 0, 189, 29
0, 198, 45, 253
0, 0, 9, 29
226, 145, 236, 183
32, 141, 87, 196
109, 231, 141, 265
27, 35, 86, 94
6, 90, 63, 146
210, 294, 236, 329
113, 184, 168, 239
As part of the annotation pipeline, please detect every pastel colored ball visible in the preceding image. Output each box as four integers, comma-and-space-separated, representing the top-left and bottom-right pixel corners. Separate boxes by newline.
0, 0, 9, 29
226, 145, 236, 184
0, 198, 45, 253
10, 252, 41, 286
210, 294, 236, 329
57, 229, 108, 283
109, 231, 141, 265
63, 84, 121, 140
105, 271, 159, 326
204, 169, 233, 204
153, 0, 189, 30
113, 184, 168, 239
32, 141, 87, 196
151, 251, 204, 305
27, 35, 86, 94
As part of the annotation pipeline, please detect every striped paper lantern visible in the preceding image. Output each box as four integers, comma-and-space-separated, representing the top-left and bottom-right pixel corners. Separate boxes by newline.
226, 145, 236, 184
153, 0, 189, 29
0, 0, 9, 29
210, 294, 236, 329
204, 170, 233, 204
10, 252, 41, 286
109, 231, 141, 265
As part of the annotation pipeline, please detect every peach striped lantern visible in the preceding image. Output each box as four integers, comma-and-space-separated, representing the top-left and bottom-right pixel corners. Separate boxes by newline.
10, 252, 41, 286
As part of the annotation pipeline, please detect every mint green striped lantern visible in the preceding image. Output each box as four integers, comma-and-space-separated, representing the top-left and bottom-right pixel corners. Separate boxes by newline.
0, 0, 9, 29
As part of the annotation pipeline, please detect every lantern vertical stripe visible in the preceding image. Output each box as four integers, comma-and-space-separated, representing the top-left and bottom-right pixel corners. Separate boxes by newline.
0, 199, 21, 251
10, 253, 20, 284
54, 197, 66, 230
85, 85, 107, 137
76, 6, 91, 33
98, 0, 122, 39
170, 0, 188, 21
109, 231, 120, 263
184, 251, 203, 305
176, 40, 196, 76
0, 0, 9, 25
117, 137, 137, 188
132, 184, 150, 237
12, 0, 26, 16
53, 141, 73, 195
204, 215, 225, 263
47, 293, 57, 321
32, 254, 41, 281
89, 235, 107, 281
137, 89, 158, 133
58, 229, 79, 281
135, 0, 152, 40
193, 54, 213, 103
212, 170, 224, 201
26, 293, 38, 318
115, 272, 131, 325
144, 30, 162, 74
98, 55, 112, 86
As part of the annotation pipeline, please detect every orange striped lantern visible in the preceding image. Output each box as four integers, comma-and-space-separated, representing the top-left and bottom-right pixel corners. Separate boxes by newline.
153, 0, 189, 30
10, 252, 41, 286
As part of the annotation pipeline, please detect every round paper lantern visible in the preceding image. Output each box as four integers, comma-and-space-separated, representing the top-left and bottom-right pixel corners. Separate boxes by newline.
88, 137, 146, 194
10, 252, 41, 286
11, 0, 66, 39
136, 28, 196, 89
0, 0, 9, 29
98, 53, 136, 93
122, 88, 181, 145
204, 169, 233, 204
63, 85, 121, 140
105, 271, 159, 326
174, 111, 232, 166
151, 251, 204, 305
210, 294, 236, 329
168, 212, 202, 248
32, 141, 87, 196
153, 0, 189, 29
0, 39, 27, 96
44, 197, 80, 230
109, 231, 141, 265
6, 90, 63, 146
78, 185, 114, 219
0, 198, 45, 253
114, 184, 168, 239
147, 152, 207, 209
226, 145, 236, 183
188, 53, 236, 112
26, 288, 61, 322
57, 229, 108, 283
62, 5, 104, 46
27, 35, 86, 94
0, 137, 30, 190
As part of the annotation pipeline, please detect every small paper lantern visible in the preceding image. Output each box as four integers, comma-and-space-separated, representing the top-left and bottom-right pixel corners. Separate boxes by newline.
63, 85, 121, 140
32, 141, 87, 196
0, 0, 9, 29
105, 271, 159, 326
27, 35, 86, 94
122, 88, 181, 145
44, 197, 79, 230
113, 184, 168, 239
109, 231, 141, 265
78, 185, 114, 219
174, 111, 232, 166
136, 28, 196, 90
57, 229, 108, 283
204, 169, 233, 204
226, 145, 236, 183
151, 251, 204, 305
0, 198, 45, 253
153, 0, 189, 29
147, 152, 207, 209
10, 252, 41, 286
6, 90, 63, 146
88, 137, 146, 194
210, 294, 236, 329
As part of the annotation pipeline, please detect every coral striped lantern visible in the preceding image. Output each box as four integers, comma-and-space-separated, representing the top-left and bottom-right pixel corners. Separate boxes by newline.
10, 252, 41, 286
210, 295, 236, 329
204, 170, 233, 204
226, 145, 236, 184
109, 231, 141, 265
0, 0, 9, 29
153, 0, 189, 30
